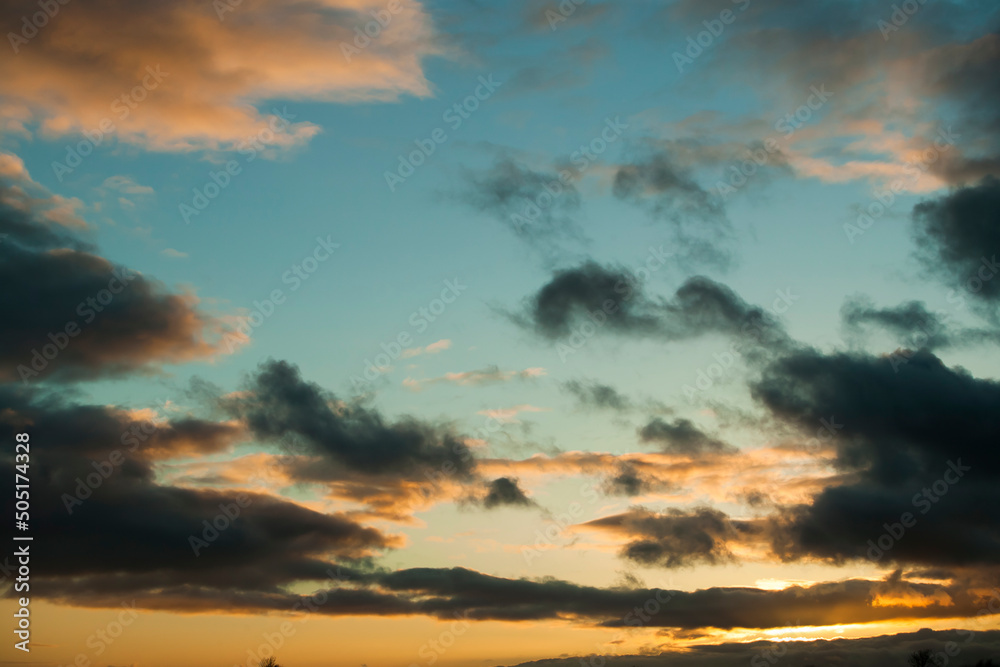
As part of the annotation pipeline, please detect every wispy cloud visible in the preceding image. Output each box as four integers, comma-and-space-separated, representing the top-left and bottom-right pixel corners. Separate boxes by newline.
404, 365, 547, 391
400, 338, 452, 358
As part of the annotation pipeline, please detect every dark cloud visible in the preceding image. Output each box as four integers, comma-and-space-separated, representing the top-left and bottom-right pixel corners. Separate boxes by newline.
500, 37, 610, 96
455, 156, 583, 254
919, 33, 1000, 180
638, 418, 733, 456
481, 477, 536, 509
521, 0, 612, 32
582, 508, 754, 568
372, 566, 981, 629
503, 629, 1000, 667
0, 175, 231, 383
613, 152, 731, 267
223, 359, 477, 477
6, 399, 989, 638
512, 262, 788, 356
613, 153, 723, 220
0, 386, 389, 603
562, 379, 634, 411
752, 348, 1000, 567
511, 261, 663, 339
602, 464, 647, 496
841, 296, 1000, 350
0, 384, 240, 463
912, 177, 1000, 303
28, 561, 997, 631
599, 461, 677, 498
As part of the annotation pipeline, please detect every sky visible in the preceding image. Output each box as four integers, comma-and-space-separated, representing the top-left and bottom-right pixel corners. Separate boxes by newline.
1, 0, 1000, 666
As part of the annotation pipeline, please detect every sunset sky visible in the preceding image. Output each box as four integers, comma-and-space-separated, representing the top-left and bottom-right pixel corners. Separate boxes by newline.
1, 1, 1000, 666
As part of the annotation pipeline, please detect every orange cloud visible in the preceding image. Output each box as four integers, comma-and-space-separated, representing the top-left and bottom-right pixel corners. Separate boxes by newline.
0, 0, 442, 153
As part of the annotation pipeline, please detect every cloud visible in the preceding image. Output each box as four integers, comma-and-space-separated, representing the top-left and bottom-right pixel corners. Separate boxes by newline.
223, 359, 477, 477
562, 379, 634, 411
752, 347, 1000, 567
479, 446, 835, 508
912, 176, 1000, 303
916, 33, 1000, 182
638, 418, 734, 456
0, 0, 441, 153
0, 385, 242, 462
511, 262, 789, 355
0, 152, 86, 230
579, 508, 760, 568
404, 365, 546, 391
613, 152, 724, 220
476, 404, 550, 423
100, 175, 154, 196
479, 477, 536, 509
0, 387, 393, 603
367, 566, 978, 628
455, 156, 583, 254
0, 167, 237, 382
640, 1, 1000, 193
841, 295, 1000, 349
500, 629, 1000, 667
521, 0, 611, 32
600, 462, 677, 497
3, 387, 975, 632
613, 151, 732, 267
400, 338, 452, 358
510, 261, 663, 339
